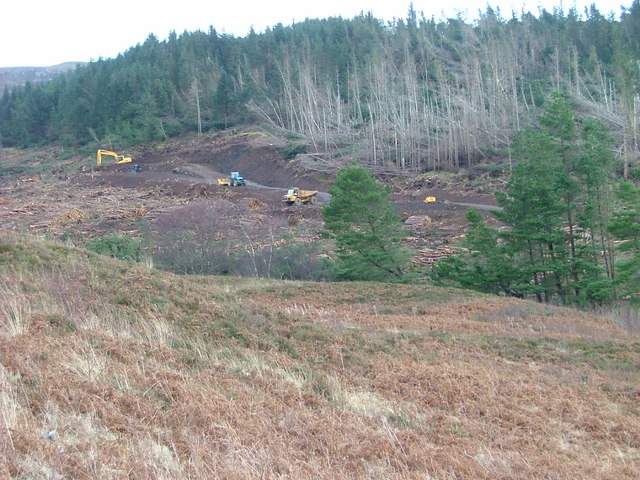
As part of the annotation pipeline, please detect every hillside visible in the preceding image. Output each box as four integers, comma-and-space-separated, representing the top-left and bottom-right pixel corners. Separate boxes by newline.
1, 8, 639, 475
1, 230, 639, 479
3, 7, 639, 174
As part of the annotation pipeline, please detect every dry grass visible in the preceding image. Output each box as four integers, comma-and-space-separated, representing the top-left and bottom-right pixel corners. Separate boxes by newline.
1, 230, 639, 479
0, 284, 32, 336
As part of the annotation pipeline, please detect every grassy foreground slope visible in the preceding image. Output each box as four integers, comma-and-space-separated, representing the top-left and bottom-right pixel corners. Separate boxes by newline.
0, 231, 638, 479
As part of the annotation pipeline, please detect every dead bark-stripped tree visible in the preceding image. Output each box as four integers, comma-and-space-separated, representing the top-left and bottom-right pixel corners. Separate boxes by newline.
365, 56, 397, 169
277, 55, 301, 133
242, 10, 636, 176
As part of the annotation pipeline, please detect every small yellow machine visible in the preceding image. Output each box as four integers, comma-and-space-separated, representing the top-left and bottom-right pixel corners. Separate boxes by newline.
424, 196, 437, 203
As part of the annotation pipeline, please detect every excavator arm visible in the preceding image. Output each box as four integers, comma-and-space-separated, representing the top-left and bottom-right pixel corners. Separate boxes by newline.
96, 149, 132, 166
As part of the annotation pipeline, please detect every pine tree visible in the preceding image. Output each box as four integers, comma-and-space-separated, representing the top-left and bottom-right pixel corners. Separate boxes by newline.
496, 127, 570, 302
495, 94, 617, 305
322, 166, 411, 281
608, 179, 640, 305
571, 119, 617, 303
431, 209, 524, 296
431, 99, 619, 305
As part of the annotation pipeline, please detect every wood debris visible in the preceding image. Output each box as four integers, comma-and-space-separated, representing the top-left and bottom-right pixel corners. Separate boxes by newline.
52, 208, 85, 225
246, 198, 265, 211
404, 215, 433, 230
111, 207, 148, 220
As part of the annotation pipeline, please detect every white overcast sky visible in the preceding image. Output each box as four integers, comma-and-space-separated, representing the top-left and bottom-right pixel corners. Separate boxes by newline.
0, 1, 631, 67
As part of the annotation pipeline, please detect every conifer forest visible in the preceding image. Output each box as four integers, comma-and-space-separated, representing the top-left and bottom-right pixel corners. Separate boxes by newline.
1, 3, 639, 175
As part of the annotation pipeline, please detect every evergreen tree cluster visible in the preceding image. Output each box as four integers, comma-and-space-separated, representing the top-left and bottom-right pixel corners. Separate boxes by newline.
0, 3, 639, 173
433, 93, 640, 306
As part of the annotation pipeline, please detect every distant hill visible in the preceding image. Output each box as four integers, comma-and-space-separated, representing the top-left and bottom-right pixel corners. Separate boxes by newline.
0, 62, 85, 90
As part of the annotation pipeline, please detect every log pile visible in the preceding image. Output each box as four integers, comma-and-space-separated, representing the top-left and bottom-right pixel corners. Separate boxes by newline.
412, 245, 455, 267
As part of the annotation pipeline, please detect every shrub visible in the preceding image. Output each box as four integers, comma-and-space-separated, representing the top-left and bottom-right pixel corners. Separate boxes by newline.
86, 235, 142, 261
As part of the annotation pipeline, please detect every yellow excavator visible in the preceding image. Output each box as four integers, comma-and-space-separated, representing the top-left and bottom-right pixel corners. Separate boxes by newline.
96, 149, 133, 167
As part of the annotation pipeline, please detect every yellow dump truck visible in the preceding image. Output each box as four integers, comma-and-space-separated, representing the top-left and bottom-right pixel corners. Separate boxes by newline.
283, 187, 318, 205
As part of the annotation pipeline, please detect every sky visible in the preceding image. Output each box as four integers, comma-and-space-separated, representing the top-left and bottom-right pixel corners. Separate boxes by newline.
0, 0, 632, 68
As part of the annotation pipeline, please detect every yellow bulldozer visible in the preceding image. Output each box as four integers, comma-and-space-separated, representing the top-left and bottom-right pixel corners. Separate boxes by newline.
96, 149, 133, 167
283, 187, 318, 205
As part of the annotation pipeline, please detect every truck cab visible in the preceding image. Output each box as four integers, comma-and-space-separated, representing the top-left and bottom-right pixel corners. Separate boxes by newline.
230, 172, 246, 186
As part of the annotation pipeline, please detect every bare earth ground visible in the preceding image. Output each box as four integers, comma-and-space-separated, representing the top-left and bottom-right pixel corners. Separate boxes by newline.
0, 129, 501, 266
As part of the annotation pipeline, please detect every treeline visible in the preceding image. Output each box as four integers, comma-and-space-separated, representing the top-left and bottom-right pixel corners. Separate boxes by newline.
1, 3, 639, 173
